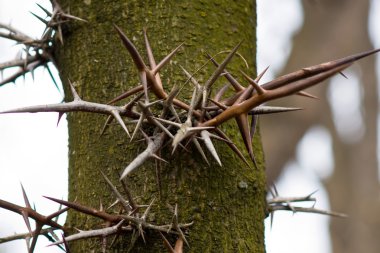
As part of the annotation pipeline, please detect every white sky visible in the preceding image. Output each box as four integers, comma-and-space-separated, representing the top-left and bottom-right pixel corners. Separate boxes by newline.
0, 0, 379, 252
0, 1, 67, 252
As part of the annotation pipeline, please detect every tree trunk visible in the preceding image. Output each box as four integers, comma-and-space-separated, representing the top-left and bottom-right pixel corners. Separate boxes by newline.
56, 1, 265, 252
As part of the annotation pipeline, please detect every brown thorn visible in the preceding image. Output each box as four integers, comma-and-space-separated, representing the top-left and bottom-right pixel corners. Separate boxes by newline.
241, 70, 265, 95
21, 211, 33, 235
255, 65, 270, 83
20, 183, 32, 209
143, 27, 164, 91
205, 52, 245, 92
44, 196, 120, 223
296, 91, 319, 99
159, 232, 175, 253
262, 48, 380, 92
213, 84, 230, 102
29, 223, 43, 253
152, 42, 184, 75
208, 98, 227, 110
62, 235, 71, 253
204, 41, 243, 91
107, 85, 144, 105
235, 114, 254, 162
114, 25, 146, 71
249, 115, 258, 142
46, 206, 69, 221
56, 112, 65, 127
213, 128, 250, 167
118, 174, 138, 212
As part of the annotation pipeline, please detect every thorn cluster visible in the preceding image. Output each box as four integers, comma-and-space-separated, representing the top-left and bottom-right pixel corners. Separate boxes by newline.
266, 185, 347, 228
0, 0, 85, 87
0, 176, 192, 252
1, 23, 379, 180
0, 184, 68, 253
46, 172, 192, 252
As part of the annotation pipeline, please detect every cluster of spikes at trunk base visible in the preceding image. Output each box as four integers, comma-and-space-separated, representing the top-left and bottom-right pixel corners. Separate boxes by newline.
0, 178, 192, 253
1, 22, 379, 181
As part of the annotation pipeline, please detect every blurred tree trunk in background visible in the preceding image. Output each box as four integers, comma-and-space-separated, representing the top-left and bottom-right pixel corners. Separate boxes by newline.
261, 0, 380, 253
56, 1, 266, 252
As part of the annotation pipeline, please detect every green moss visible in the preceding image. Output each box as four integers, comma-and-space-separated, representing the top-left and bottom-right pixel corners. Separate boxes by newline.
57, 0, 264, 252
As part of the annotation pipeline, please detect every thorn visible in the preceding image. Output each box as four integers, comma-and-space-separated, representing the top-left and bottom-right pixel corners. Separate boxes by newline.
110, 110, 131, 138
270, 211, 274, 229
154, 151, 163, 199
120, 132, 166, 179
159, 232, 175, 253
45, 64, 60, 93
130, 113, 145, 141
36, 3, 52, 16
62, 235, 71, 253
213, 128, 250, 167
272, 184, 279, 197
204, 41, 243, 91
213, 84, 230, 102
152, 42, 184, 75
100, 115, 113, 136
241, 70, 265, 95
250, 106, 302, 115
68, 80, 81, 101
151, 154, 168, 163
297, 91, 319, 99
107, 85, 144, 105
256, 65, 270, 83
250, 115, 258, 141
306, 190, 319, 199
192, 138, 209, 165
29, 224, 42, 253
21, 211, 33, 235
30, 12, 48, 25
208, 98, 227, 110
234, 113, 254, 160
46, 206, 69, 221
114, 25, 146, 71
201, 130, 221, 166
56, 112, 64, 126
205, 52, 244, 92
57, 25, 64, 45
142, 198, 155, 221
20, 183, 31, 208
60, 13, 88, 23
179, 65, 202, 91
171, 204, 189, 247
339, 71, 348, 79
100, 170, 131, 212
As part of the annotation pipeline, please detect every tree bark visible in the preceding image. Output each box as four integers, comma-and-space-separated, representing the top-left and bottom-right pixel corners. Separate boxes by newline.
56, 1, 265, 252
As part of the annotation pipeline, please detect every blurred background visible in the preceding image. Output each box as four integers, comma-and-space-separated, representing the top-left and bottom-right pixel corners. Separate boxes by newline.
0, 0, 379, 252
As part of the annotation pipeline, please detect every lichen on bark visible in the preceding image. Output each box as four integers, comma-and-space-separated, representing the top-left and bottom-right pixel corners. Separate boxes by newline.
56, 0, 265, 252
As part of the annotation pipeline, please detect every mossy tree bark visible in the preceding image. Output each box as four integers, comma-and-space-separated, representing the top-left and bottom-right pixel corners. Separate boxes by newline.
56, 1, 265, 252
